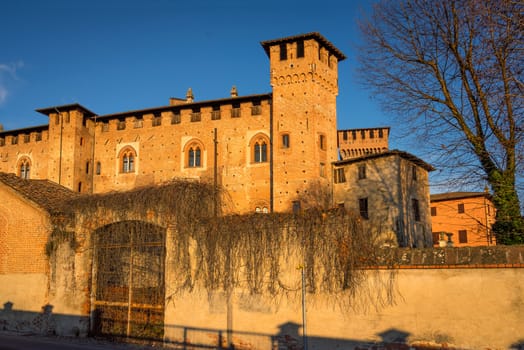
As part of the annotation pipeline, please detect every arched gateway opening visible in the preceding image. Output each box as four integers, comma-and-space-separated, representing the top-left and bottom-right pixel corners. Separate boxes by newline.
92, 220, 165, 340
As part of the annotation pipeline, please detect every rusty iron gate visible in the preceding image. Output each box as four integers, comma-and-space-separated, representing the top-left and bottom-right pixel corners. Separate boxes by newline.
92, 221, 165, 341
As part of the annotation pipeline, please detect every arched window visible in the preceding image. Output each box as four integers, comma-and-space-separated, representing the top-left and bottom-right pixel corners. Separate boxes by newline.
251, 134, 269, 163
255, 202, 269, 214
119, 147, 137, 173
18, 158, 31, 179
188, 146, 201, 167
184, 140, 204, 168
254, 141, 267, 162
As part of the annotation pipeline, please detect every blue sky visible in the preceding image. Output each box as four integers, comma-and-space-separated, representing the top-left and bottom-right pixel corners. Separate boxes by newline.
0, 1, 396, 135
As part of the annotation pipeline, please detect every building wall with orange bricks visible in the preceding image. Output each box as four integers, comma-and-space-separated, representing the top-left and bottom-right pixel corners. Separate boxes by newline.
89, 96, 273, 213
267, 36, 340, 211
430, 193, 496, 247
0, 182, 50, 274
0, 33, 344, 214
0, 129, 50, 181
338, 127, 390, 159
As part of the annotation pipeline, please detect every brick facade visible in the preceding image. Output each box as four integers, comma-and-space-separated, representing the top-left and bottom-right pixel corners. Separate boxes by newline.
430, 192, 496, 247
0, 182, 50, 274
338, 127, 390, 159
0, 33, 348, 214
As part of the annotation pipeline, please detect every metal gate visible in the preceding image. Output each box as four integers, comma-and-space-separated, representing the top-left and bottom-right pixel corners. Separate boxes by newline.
92, 221, 165, 341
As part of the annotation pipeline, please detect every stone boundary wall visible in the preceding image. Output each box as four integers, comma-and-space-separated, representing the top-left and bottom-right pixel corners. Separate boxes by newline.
374, 245, 524, 269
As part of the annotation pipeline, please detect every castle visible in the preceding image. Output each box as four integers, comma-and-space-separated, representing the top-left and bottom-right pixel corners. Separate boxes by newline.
0, 32, 433, 247
0, 33, 517, 350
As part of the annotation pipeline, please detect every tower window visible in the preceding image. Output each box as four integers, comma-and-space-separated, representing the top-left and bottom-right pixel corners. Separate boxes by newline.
19, 158, 31, 179
412, 199, 421, 221
280, 43, 287, 60
117, 121, 126, 130
231, 102, 241, 118
458, 203, 465, 213
152, 114, 162, 126
211, 105, 221, 120
358, 165, 366, 180
251, 100, 262, 115
297, 40, 304, 58
123, 154, 134, 173
86, 161, 90, 174
359, 198, 369, 219
188, 146, 201, 167
319, 134, 326, 150
171, 112, 181, 124
185, 140, 204, 168
282, 133, 290, 148
191, 108, 201, 122
251, 134, 269, 163
292, 200, 301, 214
134, 119, 144, 128
334, 168, 346, 183
254, 141, 268, 163
431, 207, 437, 216
96, 161, 101, 175
120, 147, 137, 173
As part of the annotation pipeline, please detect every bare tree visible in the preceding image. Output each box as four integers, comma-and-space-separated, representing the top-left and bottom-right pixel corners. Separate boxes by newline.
358, 0, 523, 243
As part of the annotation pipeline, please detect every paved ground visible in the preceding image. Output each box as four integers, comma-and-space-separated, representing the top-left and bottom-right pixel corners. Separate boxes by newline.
0, 332, 164, 350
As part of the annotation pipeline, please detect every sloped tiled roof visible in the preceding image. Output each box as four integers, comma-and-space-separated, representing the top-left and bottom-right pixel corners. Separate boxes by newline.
430, 192, 491, 202
333, 150, 435, 172
261, 32, 346, 61
0, 172, 79, 214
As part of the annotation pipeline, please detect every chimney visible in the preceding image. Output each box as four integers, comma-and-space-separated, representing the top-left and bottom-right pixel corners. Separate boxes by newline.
230, 86, 238, 97
186, 88, 194, 103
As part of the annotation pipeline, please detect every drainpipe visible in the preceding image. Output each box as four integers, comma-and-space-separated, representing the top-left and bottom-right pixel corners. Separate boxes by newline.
269, 96, 274, 212
214, 127, 218, 217
91, 115, 97, 194
55, 108, 63, 185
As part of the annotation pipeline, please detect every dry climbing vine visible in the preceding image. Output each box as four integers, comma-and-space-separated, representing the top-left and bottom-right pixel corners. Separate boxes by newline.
48, 179, 396, 311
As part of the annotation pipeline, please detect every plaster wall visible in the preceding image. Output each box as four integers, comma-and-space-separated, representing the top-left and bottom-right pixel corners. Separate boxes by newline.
333, 155, 432, 247
164, 266, 524, 350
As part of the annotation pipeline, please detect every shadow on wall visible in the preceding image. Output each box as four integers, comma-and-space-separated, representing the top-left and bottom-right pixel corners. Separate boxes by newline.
1, 303, 523, 350
510, 341, 524, 350
160, 322, 488, 350
0, 301, 89, 337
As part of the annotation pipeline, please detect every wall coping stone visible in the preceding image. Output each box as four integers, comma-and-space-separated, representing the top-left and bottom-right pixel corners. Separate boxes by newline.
371, 246, 524, 269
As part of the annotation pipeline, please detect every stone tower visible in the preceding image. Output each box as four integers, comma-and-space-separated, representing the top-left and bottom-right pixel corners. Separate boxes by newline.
261, 33, 346, 211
